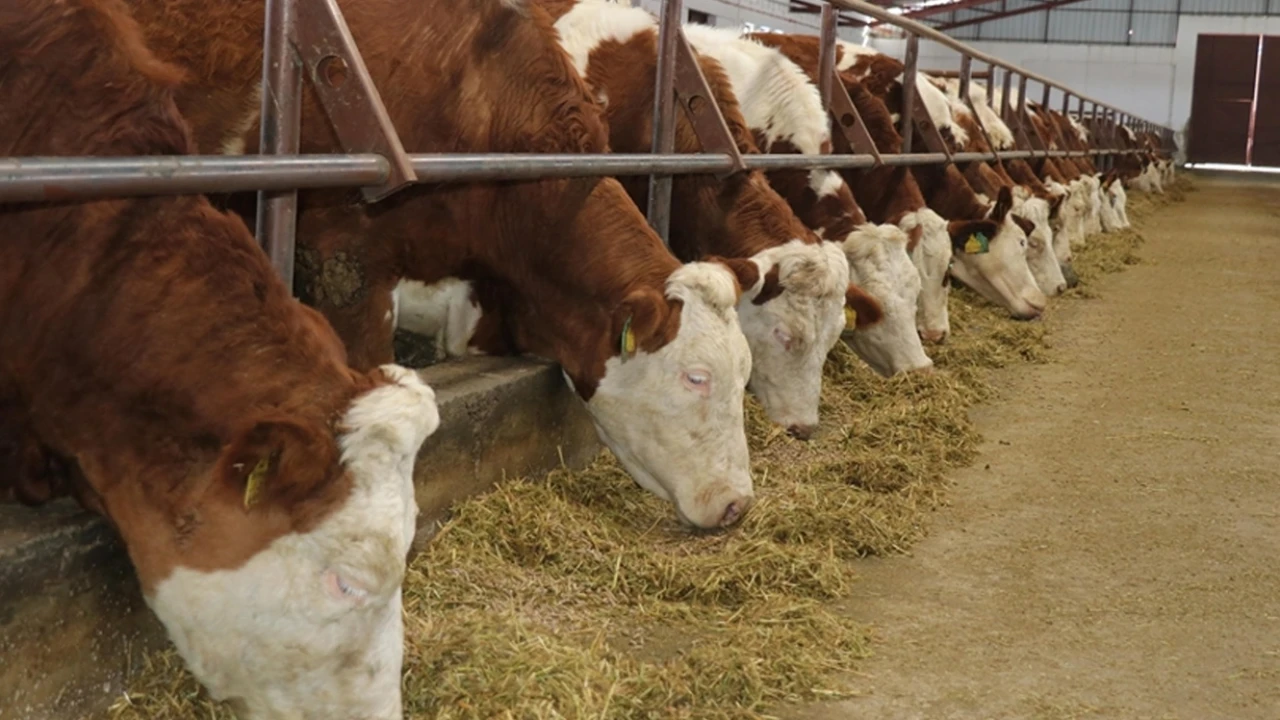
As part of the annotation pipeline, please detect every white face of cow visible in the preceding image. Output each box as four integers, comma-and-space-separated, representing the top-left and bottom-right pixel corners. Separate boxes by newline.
950, 213, 1048, 321
841, 223, 933, 375
735, 240, 849, 437
149, 366, 440, 720
1080, 175, 1104, 236
584, 263, 755, 530
898, 208, 953, 343
1107, 179, 1131, 228
1014, 197, 1068, 297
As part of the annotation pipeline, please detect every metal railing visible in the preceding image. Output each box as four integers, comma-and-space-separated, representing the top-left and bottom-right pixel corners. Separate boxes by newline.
1, 0, 1173, 287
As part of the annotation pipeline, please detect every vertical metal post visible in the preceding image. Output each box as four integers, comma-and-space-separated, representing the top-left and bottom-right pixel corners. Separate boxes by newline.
958, 54, 972, 103
256, 0, 302, 289
1041, 81, 1051, 109
900, 33, 919, 154
647, 0, 682, 245
818, 4, 838, 108
983, 64, 995, 108
1001, 67, 1014, 124
1061, 90, 1071, 116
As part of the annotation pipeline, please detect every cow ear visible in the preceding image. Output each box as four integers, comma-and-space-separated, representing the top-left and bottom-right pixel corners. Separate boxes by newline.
947, 219, 999, 255
989, 186, 1014, 222
216, 417, 338, 511
612, 287, 673, 359
706, 256, 761, 302
1011, 214, 1036, 237
844, 284, 884, 330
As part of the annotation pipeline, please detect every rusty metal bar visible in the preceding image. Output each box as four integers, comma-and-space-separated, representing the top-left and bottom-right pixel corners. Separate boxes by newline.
256, 0, 302, 289
957, 53, 1001, 161
900, 34, 919, 154
646, 0, 681, 245
671, 30, 745, 177
818, 4, 837, 108
292, 0, 415, 202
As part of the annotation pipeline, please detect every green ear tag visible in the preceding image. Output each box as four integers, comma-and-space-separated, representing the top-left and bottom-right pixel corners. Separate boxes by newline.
243, 457, 271, 509
620, 316, 636, 361
964, 232, 990, 255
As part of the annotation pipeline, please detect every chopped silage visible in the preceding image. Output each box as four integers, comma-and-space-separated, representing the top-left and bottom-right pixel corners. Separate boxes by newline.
106, 181, 1189, 720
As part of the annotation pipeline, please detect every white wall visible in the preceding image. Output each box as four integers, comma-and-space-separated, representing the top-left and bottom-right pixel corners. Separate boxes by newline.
870, 15, 1280, 160
634, 0, 864, 39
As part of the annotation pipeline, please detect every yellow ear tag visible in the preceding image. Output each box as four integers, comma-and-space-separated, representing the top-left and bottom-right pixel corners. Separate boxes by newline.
964, 232, 990, 255
844, 306, 858, 331
620, 316, 636, 361
243, 457, 270, 509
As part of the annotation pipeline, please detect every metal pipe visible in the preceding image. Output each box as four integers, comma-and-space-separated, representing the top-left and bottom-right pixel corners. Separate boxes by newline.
0, 149, 1154, 203
647, 0, 682, 245
831, 0, 1170, 131
256, 0, 302, 288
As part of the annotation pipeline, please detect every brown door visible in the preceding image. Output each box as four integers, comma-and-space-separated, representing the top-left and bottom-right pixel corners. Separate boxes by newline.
1251, 36, 1280, 167
1188, 34, 1260, 165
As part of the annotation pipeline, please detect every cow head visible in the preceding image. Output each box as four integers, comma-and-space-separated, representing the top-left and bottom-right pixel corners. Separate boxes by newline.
583, 261, 755, 529
948, 187, 1047, 320
840, 223, 933, 375
1011, 197, 1068, 297
148, 365, 439, 720
897, 207, 953, 343
733, 240, 858, 439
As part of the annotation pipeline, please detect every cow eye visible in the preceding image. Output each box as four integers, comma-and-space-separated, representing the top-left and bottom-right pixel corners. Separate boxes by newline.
681, 370, 711, 393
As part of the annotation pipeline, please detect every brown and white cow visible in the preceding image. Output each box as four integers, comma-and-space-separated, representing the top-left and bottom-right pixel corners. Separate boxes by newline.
825, 40, 1047, 320
126, 0, 758, 528
527, 0, 879, 436
678, 22, 935, 376
1, 1, 440, 716
927, 79, 1071, 295
747, 33, 972, 341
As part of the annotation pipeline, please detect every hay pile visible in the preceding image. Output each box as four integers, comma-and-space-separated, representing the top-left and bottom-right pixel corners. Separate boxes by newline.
105, 184, 1179, 720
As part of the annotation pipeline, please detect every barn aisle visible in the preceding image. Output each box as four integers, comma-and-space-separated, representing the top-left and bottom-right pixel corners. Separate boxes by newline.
790, 175, 1280, 720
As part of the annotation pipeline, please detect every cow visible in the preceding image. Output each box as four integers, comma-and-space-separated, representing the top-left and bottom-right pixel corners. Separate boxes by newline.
531, 0, 881, 437
744, 34, 970, 342
0, 0, 442, 717
676, 21, 935, 376
924, 77, 1069, 296
813, 39, 1048, 320
125, 0, 759, 528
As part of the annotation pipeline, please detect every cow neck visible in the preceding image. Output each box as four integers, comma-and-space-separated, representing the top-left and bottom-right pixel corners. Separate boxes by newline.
501, 178, 683, 401
581, 30, 812, 261
912, 164, 990, 220
760, 138, 865, 242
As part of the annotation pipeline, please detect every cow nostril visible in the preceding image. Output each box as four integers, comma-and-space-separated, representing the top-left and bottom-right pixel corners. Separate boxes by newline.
919, 329, 948, 344
720, 498, 751, 527
786, 424, 816, 441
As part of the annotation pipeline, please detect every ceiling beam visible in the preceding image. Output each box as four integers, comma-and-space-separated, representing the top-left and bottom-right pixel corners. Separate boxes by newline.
933, 0, 1092, 30
893, 0, 1005, 21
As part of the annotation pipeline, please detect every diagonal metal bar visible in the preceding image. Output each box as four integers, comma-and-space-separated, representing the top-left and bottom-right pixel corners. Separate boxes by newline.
820, 4, 883, 163
671, 31, 746, 178
292, 0, 416, 203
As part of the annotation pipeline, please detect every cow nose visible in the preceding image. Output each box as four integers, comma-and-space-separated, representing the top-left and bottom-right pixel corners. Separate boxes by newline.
908, 361, 935, 375
919, 328, 949, 344
787, 424, 816, 441
1054, 282, 1068, 295
720, 496, 754, 527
